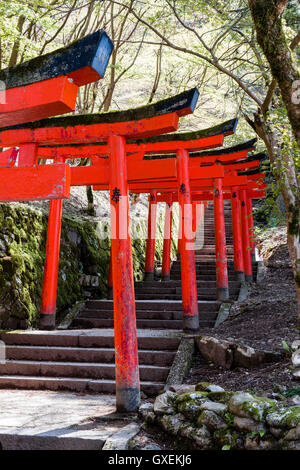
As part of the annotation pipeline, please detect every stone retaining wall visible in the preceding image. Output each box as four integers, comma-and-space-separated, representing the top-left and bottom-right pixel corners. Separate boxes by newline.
0, 202, 179, 329
140, 383, 300, 450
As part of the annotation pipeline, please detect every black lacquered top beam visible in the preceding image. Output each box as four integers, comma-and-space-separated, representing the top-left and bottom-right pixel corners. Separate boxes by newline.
129, 118, 238, 144
191, 138, 257, 157
144, 137, 256, 161
1, 88, 199, 132
0, 30, 113, 90
220, 152, 268, 165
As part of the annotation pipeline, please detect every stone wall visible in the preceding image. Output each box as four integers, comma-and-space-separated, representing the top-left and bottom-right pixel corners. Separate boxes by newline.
0, 202, 178, 329
140, 383, 300, 450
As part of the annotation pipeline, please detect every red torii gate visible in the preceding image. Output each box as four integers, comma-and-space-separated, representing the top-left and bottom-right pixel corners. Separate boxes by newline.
140, 140, 266, 284
38, 118, 238, 329
0, 88, 200, 412
156, 169, 266, 285
0, 30, 113, 127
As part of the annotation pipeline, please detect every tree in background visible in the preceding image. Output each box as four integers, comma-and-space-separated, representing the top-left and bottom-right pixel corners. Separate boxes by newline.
105, 0, 300, 323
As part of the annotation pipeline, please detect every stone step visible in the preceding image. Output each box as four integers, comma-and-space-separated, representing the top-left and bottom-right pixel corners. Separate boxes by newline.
72, 318, 184, 330
0, 360, 170, 382
134, 294, 237, 301
5, 345, 176, 367
85, 299, 220, 312
79, 309, 218, 321
134, 287, 239, 295
135, 280, 241, 288
73, 317, 216, 330
0, 331, 181, 351
0, 375, 163, 396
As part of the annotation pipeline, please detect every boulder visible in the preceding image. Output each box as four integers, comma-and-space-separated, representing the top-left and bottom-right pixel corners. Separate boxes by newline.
199, 400, 227, 415
169, 384, 196, 395
160, 413, 186, 436
292, 349, 300, 368
139, 402, 153, 419
213, 429, 243, 450
234, 345, 282, 368
266, 406, 300, 429
293, 370, 300, 381
228, 392, 275, 422
197, 410, 227, 431
195, 382, 213, 392
175, 392, 208, 421
153, 391, 177, 416
282, 424, 300, 441
233, 416, 266, 433
180, 424, 211, 449
205, 385, 225, 393
245, 434, 276, 451
195, 336, 234, 369
207, 391, 234, 404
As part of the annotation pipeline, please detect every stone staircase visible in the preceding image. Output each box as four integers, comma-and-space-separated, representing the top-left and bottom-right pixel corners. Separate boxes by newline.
0, 200, 257, 395
73, 201, 245, 331
0, 329, 180, 396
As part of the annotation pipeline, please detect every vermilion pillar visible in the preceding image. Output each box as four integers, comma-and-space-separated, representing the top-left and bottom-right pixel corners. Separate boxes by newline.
144, 190, 158, 281
247, 197, 256, 262
177, 149, 199, 331
240, 189, 253, 282
107, 250, 113, 299
40, 156, 63, 331
213, 178, 229, 300
162, 195, 173, 281
109, 134, 140, 412
231, 187, 245, 282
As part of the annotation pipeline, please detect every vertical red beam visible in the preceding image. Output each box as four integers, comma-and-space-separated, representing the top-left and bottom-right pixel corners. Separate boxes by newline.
213, 178, 229, 300
161, 194, 173, 281
240, 189, 253, 282
40, 155, 63, 331
40, 198, 63, 330
231, 187, 245, 282
177, 149, 199, 331
109, 134, 140, 412
144, 190, 158, 281
247, 197, 256, 262
107, 250, 113, 299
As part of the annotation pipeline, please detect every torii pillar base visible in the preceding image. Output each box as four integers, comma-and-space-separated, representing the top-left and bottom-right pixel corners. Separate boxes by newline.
236, 271, 245, 282
144, 272, 155, 282
40, 314, 56, 331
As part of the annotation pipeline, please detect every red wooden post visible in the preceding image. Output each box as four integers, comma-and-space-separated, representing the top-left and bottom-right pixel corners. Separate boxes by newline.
39, 154, 65, 330
109, 134, 140, 412
240, 189, 253, 282
213, 178, 229, 300
40, 198, 63, 330
107, 250, 113, 299
161, 194, 173, 281
144, 190, 158, 281
247, 197, 256, 262
177, 149, 199, 331
231, 187, 245, 282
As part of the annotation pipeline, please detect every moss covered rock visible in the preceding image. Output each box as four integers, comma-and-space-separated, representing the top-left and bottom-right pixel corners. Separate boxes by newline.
228, 392, 276, 422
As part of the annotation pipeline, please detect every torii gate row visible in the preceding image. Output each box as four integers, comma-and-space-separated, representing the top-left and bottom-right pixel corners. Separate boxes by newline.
150, 150, 267, 284
0, 88, 200, 413
0, 30, 113, 127
157, 185, 266, 285
125, 172, 266, 296
31, 118, 239, 334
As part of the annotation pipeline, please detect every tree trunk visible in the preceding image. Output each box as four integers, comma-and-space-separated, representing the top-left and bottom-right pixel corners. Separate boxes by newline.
86, 185, 96, 216
246, 110, 300, 324
248, 0, 300, 148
